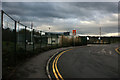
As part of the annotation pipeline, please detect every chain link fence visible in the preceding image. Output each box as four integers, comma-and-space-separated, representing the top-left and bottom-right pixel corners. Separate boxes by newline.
1, 10, 87, 79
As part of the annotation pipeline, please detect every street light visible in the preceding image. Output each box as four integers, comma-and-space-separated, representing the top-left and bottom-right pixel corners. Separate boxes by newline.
99, 26, 101, 43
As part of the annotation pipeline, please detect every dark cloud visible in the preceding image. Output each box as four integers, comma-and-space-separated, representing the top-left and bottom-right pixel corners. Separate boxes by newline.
2, 2, 118, 19
2, 2, 118, 36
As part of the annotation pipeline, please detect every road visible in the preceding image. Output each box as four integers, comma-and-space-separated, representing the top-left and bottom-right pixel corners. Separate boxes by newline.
12, 47, 73, 79
49, 43, 120, 79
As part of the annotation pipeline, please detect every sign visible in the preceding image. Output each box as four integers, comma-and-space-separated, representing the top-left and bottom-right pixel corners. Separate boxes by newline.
72, 30, 76, 35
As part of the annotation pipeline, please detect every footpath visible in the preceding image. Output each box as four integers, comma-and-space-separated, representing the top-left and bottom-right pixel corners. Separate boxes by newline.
12, 47, 73, 79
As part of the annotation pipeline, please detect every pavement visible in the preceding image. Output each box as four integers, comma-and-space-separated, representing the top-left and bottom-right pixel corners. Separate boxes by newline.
49, 43, 120, 79
12, 47, 73, 79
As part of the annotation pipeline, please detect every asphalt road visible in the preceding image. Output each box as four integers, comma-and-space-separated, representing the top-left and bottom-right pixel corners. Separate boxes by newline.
12, 47, 73, 79
50, 43, 120, 79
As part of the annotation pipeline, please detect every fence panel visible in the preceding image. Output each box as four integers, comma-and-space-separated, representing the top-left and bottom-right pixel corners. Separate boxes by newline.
16, 23, 26, 50
26, 27, 34, 51
2, 11, 16, 76
34, 29, 41, 49
1, 10, 88, 79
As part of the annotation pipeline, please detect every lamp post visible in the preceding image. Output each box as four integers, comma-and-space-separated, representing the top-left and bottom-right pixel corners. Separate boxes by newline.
31, 22, 33, 43
48, 26, 52, 46
40, 31, 42, 48
99, 27, 101, 44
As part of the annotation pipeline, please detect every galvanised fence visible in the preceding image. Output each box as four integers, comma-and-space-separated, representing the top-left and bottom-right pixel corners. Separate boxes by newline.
1, 10, 60, 78
1, 10, 86, 79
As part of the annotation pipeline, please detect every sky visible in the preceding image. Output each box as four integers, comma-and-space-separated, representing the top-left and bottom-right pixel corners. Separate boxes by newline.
2, 2, 119, 36
2, 0, 120, 2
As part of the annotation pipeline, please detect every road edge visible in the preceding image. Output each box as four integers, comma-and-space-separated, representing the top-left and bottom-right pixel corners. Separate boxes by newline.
46, 47, 73, 80
46, 51, 59, 80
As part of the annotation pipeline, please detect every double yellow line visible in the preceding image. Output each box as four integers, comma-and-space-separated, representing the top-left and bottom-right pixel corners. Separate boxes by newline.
52, 49, 72, 80
115, 47, 120, 54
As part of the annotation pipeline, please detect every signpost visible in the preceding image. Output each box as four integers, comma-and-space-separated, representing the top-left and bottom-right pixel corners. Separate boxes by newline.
72, 30, 76, 46
72, 30, 76, 36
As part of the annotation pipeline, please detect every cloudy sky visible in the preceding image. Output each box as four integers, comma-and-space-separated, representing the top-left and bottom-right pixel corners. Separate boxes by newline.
2, 2, 119, 36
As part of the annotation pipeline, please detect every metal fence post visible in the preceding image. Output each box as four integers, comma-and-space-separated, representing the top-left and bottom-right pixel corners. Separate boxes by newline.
33, 29, 34, 52
40, 31, 41, 48
41, 32, 42, 48
25, 26, 27, 53
0, 10, 3, 79
14, 21, 17, 65
1, 10, 3, 55
1, 10, 3, 29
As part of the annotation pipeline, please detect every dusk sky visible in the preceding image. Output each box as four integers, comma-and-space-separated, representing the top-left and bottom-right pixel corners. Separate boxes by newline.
2, 2, 119, 36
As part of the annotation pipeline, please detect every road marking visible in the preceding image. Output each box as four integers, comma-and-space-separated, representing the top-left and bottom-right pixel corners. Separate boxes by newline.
55, 53, 63, 79
52, 49, 72, 80
115, 47, 120, 54
46, 52, 59, 80
52, 56, 59, 79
